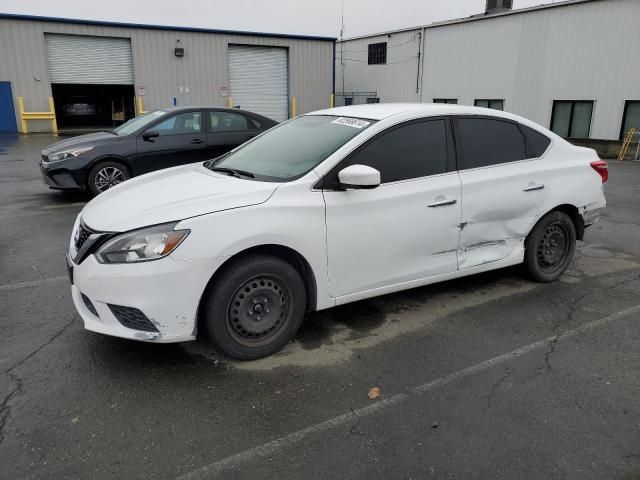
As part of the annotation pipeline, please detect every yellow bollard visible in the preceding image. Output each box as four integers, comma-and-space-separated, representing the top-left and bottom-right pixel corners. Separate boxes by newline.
227, 96, 233, 108
17, 96, 28, 133
136, 96, 148, 116
330, 94, 335, 108
48, 97, 58, 134
291, 96, 297, 118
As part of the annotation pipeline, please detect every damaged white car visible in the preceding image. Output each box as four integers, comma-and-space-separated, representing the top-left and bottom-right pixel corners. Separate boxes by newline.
67, 104, 607, 360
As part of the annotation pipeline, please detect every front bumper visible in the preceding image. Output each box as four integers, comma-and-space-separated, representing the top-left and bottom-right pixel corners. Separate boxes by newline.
39, 159, 86, 191
70, 253, 226, 343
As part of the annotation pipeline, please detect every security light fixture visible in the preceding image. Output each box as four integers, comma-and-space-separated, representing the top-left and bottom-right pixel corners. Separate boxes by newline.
174, 39, 185, 57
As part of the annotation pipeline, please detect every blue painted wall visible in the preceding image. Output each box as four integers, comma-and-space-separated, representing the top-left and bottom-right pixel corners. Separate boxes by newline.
0, 82, 18, 133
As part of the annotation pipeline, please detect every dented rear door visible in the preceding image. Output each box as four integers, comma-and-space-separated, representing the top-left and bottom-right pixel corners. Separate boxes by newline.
454, 116, 548, 269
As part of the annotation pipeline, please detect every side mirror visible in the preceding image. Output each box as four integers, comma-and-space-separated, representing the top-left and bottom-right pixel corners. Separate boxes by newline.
337, 164, 381, 190
142, 129, 160, 141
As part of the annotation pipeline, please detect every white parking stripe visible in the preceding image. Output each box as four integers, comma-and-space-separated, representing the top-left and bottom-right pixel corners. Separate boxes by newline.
0, 276, 67, 291
42, 202, 86, 209
176, 304, 640, 480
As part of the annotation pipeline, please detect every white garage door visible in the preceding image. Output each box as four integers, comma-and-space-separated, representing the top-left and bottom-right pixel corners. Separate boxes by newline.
45, 34, 134, 84
228, 45, 288, 122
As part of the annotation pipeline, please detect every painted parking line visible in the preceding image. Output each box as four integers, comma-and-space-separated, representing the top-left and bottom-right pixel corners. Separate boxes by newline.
176, 303, 640, 480
41, 202, 86, 209
0, 276, 67, 292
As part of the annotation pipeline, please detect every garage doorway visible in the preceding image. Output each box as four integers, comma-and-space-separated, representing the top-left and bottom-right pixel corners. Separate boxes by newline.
44, 34, 135, 131
50, 83, 135, 130
228, 45, 289, 122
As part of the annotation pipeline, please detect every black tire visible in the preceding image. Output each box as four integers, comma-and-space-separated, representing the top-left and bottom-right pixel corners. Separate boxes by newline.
87, 161, 130, 196
202, 254, 307, 360
524, 211, 576, 282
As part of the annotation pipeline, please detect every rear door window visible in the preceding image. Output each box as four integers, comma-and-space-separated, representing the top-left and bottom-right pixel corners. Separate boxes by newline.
456, 118, 527, 170
209, 111, 255, 132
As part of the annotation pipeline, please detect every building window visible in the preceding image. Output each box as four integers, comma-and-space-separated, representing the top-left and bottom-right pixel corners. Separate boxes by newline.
475, 99, 504, 110
433, 99, 458, 104
550, 100, 594, 138
368, 42, 387, 65
366, 97, 380, 104
344, 97, 353, 106
621, 101, 640, 140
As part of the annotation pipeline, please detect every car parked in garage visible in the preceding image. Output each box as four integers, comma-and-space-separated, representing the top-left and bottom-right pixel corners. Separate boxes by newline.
40, 106, 278, 195
67, 104, 607, 360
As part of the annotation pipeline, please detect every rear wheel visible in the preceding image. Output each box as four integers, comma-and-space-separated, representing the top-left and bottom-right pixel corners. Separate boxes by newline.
524, 211, 576, 282
202, 254, 307, 360
87, 161, 130, 196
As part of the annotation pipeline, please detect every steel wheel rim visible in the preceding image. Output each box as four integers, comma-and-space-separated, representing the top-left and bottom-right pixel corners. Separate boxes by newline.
537, 221, 570, 273
94, 167, 126, 192
226, 274, 291, 348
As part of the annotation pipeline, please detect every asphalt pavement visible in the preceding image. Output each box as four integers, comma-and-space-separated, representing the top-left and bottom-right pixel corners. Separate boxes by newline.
1, 133, 639, 479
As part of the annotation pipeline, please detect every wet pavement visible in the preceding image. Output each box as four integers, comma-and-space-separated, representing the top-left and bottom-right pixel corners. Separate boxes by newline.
1, 133, 640, 479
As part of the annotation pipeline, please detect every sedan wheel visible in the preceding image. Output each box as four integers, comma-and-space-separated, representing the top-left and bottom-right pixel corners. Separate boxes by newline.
525, 211, 576, 282
227, 274, 291, 347
203, 254, 307, 360
94, 167, 126, 192
87, 161, 131, 196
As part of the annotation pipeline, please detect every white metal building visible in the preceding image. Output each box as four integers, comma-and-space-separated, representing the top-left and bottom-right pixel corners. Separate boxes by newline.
0, 14, 335, 133
336, 0, 640, 141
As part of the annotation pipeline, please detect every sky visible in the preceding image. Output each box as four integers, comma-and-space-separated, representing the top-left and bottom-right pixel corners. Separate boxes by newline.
0, 0, 554, 38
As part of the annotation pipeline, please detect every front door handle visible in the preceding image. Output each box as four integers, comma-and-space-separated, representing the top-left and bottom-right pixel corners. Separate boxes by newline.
191, 138, 205, 144
523, 183, 545, 192
428, 198, 457, 208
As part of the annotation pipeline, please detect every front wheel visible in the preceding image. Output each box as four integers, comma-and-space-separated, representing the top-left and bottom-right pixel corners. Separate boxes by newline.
87, 161, 130, 196
524, 211, 576, 282
202, 254, 307, 360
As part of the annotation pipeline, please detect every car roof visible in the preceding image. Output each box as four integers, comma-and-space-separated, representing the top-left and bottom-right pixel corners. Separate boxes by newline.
156, 106, 277, 122
308, 103, 517, 121
159, 106, 261, 115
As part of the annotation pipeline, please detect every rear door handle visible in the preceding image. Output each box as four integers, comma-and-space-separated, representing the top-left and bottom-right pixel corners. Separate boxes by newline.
428, 198, 457, 208
523, 183, 545, 192
191, 138, 205, 144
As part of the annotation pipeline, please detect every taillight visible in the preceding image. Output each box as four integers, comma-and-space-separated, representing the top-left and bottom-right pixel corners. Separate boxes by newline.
590, 160, 608, 183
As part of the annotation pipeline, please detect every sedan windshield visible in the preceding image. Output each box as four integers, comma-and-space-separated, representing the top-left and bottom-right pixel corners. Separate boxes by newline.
112, 110, 168, 136
206, 115, 375, 181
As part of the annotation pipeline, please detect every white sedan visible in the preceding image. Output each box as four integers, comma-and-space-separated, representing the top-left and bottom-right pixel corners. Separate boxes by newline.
67, 104, 607, 359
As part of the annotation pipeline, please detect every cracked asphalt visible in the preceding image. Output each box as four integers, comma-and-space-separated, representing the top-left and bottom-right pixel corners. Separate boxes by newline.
1, 133, 640, 479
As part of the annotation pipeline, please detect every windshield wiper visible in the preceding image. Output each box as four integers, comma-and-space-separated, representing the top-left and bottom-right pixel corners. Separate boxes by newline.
209, 166, 255, 178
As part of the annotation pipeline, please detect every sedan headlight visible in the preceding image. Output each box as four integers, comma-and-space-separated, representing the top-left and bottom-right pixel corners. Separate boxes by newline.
48, 146, 94, 163
95, 223, 190, 264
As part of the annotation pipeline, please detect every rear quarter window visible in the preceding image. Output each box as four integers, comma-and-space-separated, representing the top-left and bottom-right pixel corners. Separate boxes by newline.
521, 125, 551, 158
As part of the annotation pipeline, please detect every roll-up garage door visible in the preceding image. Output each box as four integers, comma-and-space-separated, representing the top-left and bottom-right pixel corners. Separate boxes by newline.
45, 34, 134, 84
228, 45, 288, 122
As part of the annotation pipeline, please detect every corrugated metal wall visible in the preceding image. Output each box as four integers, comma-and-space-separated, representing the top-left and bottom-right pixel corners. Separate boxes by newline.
336, 0, 640, 140
335, 30, 422, 103
0, 18, 334, 132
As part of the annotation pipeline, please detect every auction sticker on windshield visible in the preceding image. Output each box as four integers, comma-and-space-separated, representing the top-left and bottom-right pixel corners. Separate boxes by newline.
331, 117, 371, 129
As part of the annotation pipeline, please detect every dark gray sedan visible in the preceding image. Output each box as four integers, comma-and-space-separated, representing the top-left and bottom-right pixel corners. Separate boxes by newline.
40, 106, 277, 196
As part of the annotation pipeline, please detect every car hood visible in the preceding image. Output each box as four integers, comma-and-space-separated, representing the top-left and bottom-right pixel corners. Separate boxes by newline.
42, 132, 119, 155
81, 163, 280, 232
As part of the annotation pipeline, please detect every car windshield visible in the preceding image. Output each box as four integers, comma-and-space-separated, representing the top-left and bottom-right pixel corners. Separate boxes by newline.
205, 115, 375, 181
112, 110, 169, 136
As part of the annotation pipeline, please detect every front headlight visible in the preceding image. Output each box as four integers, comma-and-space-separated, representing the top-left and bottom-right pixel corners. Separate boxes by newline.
95, 223, 190, 264
48, 146, 94, 163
